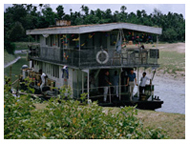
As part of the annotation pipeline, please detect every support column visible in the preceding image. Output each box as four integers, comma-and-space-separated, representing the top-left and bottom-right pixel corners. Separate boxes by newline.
119, 68, 122, 101
79, 34, 81, 67
87, 69, 90, 104
82, 72, 84, 93
137, 67, 139, 98
156, 35, 159, 64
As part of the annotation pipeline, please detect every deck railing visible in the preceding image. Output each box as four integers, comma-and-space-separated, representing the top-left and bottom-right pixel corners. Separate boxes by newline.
28, 46, 159, 68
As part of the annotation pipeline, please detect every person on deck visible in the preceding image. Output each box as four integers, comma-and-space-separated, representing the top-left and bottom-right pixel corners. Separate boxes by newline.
103, 70, 112, 102
39, 69, 48, 91
113, 71, 119, 97
126, 69, 138, 101
140, 44, 145, 49
139, 72, 152, 100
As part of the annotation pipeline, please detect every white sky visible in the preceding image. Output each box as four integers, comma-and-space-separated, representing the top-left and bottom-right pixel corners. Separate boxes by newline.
4, 4, 185, 18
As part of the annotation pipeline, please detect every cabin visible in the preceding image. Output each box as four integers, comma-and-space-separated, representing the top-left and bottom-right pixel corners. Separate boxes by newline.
26, 22, 163, 109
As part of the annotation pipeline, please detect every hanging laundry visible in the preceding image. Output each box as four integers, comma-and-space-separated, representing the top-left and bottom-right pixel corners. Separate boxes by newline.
72, 37, 79, 41
88, 34, 93, 39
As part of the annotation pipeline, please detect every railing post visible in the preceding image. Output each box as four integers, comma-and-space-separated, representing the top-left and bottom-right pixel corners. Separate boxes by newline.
82, 72, 84, 93
87, 69, 90, 104
109, 86, 111, 103
137, 67, 139, 98
119, 68, 121, 101
79, 34, 81, 67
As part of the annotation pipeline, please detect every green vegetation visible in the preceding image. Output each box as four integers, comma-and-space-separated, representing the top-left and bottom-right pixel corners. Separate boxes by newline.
4, 82, 168, 139
13, 42, 39, 50
4, 58, 28, 82
4, 50, 16, 65
4, 4, 185, 54
158, 51, 185, 74
102, 107, 185, 139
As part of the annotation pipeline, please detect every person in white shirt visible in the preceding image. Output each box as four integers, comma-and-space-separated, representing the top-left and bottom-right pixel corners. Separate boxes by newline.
39, 69, 48, 91
139, 72, 151, 100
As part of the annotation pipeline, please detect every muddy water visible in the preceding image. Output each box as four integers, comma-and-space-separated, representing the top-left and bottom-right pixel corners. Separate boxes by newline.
153, 76, 185, 114
134, 74, 185, 114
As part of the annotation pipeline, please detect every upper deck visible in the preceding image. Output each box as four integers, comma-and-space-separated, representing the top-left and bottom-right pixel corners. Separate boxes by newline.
27, 22, 161, 69
28, 46, 159, 69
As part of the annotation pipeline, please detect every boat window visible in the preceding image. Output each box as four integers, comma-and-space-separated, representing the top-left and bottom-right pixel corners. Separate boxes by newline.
53, 65, 59, 78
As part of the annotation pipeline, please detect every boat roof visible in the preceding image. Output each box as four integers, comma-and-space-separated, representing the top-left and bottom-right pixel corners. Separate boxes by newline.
26, 22, 162, 35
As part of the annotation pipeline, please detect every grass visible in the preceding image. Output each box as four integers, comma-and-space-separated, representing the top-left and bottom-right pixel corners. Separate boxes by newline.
158, 51, 185, 74
4, 58, 28, 82
4, 50, 16, 65
102, 107, 185, 139
13, 42, 39, 50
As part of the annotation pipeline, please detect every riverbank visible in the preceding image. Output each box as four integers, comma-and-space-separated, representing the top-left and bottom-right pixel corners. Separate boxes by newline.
102, 107, 185, 139
4, 57, 28, 82
4, 50, 16, 65
4, 56, 21, 68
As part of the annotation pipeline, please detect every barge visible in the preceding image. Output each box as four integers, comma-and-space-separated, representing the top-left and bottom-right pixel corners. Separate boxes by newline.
23, 22, 163, 110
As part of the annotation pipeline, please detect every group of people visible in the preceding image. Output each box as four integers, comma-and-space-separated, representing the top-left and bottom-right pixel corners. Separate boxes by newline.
103, 69, 151, 102
38, 68, 151, 101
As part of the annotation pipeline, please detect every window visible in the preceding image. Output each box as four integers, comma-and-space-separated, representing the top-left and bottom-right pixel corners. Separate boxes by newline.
53, 65, 59, 78
50, 35, 53, 46
110, 33, 117, 46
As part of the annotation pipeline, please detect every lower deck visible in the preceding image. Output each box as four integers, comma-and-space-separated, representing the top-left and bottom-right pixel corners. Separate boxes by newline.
89, 92, 163, 110
23, 59, 163, 110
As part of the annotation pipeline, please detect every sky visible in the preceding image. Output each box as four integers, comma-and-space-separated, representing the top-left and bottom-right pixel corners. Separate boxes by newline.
4, 4, 185, 18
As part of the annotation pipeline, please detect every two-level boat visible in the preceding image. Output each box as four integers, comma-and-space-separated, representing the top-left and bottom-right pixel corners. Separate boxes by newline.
25, 21, 163, 110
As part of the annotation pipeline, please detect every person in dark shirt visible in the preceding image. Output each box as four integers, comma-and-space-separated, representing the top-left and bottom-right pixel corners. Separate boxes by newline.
126, 69, 138, 101
103, 70, 112, 102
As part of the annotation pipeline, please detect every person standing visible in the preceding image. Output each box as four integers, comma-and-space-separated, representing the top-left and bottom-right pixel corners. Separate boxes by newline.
103, 70, 112, 102
139, 72, 151, 100
39, 69, 48, 91
113, 71, 119, 97
126, 69, 138, 101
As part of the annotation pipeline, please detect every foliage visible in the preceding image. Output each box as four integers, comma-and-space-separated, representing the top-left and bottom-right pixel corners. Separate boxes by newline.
4, 79, 167, 139
4, 50, 16, 64
4, 4, 185, 48
4, 37, 16, 54
9, 21, 25, 42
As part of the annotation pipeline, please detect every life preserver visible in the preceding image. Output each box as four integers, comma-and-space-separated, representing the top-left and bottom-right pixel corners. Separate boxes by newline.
96, 50, 109, 64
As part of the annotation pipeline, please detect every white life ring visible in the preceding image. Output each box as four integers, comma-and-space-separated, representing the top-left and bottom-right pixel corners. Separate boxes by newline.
96, 50, 109, 64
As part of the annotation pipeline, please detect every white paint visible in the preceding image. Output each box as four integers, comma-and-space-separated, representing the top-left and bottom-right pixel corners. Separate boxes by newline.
29, 61, 32, 68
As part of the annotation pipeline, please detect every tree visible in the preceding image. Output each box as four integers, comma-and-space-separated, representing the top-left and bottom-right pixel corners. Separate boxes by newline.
81, 5, 89, 16
42, 7, 56, 26
4, 36, 16, 54
120, 5, 127, 14
9, 22, 25, 42
3, 4, 185, 43
56, 5, 65, 20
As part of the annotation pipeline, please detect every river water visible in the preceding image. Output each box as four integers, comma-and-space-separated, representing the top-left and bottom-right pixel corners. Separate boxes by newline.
134, 74, 185, 114
153, 75, 185, 114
